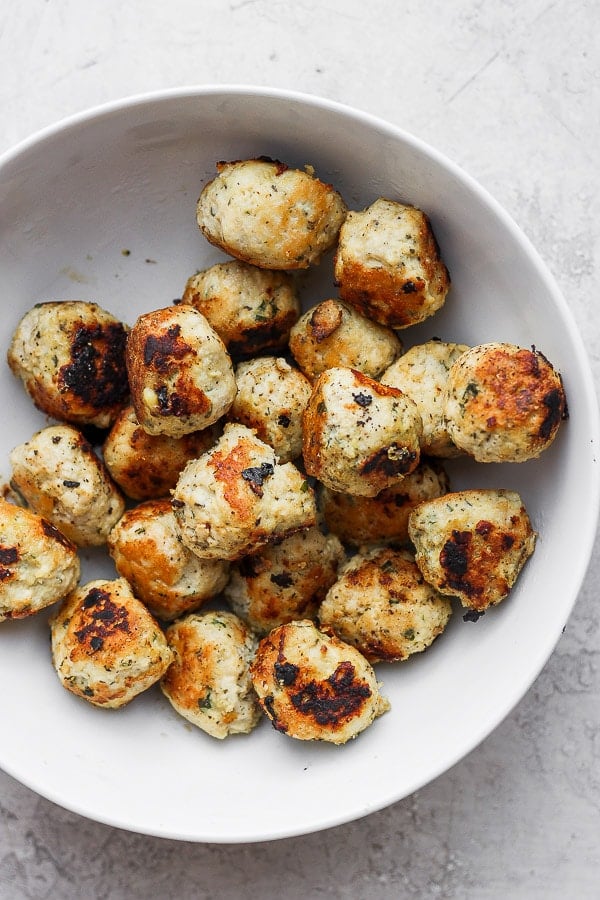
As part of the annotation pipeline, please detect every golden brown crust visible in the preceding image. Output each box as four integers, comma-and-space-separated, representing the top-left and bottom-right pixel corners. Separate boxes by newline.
7, 301, 129, 428
50, 578, 173, 707
126, 305, 236, 437
302, 368, 421, 497
64, 583, 138, 667
334, 202, 450, 328
224, 527, 344, 634
307, 299, 344, 342
110, 502, 176, 581
181, 261, 300, 358
319, 546, 452, 662
208, 436, 265, 523
161, 620, 218, 713
127, 308, 209, 421
108, 498, 229, 621
103, 405, 220, 500
250, 620, 387, 743
320, 459, 450, 546
408, 489, 536, 610
160, 611, 260, 738
172, 423, 316, 560
289, 299, 402, 382
197, 159, 347, 270
299, 377, 328, 478
0, 498, 80, 622
444, 344, 566, 462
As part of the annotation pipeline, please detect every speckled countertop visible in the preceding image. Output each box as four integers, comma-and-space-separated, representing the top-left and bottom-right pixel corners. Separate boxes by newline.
1, 1, 599, 897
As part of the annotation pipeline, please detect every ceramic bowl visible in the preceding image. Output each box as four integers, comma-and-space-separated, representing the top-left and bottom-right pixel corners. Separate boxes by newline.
0, 86, 597, 842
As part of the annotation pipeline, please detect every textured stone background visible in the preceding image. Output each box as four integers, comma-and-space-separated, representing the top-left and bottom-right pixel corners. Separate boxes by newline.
1, 1, 599, 896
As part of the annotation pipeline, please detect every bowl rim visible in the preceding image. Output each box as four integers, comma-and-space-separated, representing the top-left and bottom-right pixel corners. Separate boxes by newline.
1, 84, 599, 842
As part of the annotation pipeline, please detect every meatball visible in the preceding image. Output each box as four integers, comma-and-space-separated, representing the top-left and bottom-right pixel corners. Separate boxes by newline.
196, 158, 347, 270
334, 198, 450, 328
50, 578, 173, 708
7, 300, 129, 428
0, 498, 80, 623
320, 459, 450, 547
160, 611, 261, 739
126, 305, 236, 437
224, 526, 345, 635
172, 422, 316, 560
229, 356, 312, 463
102, 405, 220, 500
108, 499, 230, 622
250, 619, 390, 744
408, 489, 536, 611
9, 424, 125, 546
181, 260, 300, 357
443, 342, 567, 462
289, 298, 402, 382
302, 367, 422, 497
381, 340, 469, 457
319, 546, 452, 663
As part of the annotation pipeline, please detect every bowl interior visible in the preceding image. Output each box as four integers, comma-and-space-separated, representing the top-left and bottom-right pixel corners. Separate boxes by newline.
0, 87, 597, 842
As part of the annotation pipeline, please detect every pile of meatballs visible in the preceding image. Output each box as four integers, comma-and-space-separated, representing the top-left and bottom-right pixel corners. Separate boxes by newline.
1, 157, 567, 746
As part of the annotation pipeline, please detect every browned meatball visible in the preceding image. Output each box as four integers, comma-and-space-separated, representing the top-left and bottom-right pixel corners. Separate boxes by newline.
443, 343, 567, 462
126, 305, 236, 437
223, 526, 345, 635
197, 158, 347, 270
7, 300, 129, 428
408, 489, 536, 611
334, 199, 450, 328
108, 499, 230, 622
289, 298, 402, 381
172, 423, 317, 560
102, 405, 220, 500
0, 498, 80, 623
320, 459, 450, 547
302, 367, 422, 497
319, 546, 452, 663
181, 260, 300, 357
250, 620, 389, 744
50, 578, 173, 708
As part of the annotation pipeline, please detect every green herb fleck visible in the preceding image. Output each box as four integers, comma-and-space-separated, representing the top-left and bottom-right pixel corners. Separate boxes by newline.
463, 382, 479, 401
198, 691, 212, 710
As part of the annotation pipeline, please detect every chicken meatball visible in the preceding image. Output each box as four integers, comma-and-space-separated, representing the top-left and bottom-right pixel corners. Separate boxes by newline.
126, 305, 236, 437
289, 298, 402, 382
197, 158, 347, 270
381, 340, 469, 457
102, 405, 220, 500
302, 367, 422, 497
161, 611, 261, 739
224, 526, 345, 635
7, 300, 129, 428
443, 342, 567, 462
408, 489, 536, 611
319, 546, 452, 663
50, 578, 174, 708
108, 499, 230, 622
229, 357, 311, 463
320, 459, 450, 547
334, 198, 450, 328
9, 424, 125, 546
250, 619, 389, 744
181, 260, 300, 357
0, 498, 80, 623
172, 422, 316, 560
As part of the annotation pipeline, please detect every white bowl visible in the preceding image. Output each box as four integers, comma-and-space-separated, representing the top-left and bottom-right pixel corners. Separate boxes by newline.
0, 86, 598, 843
